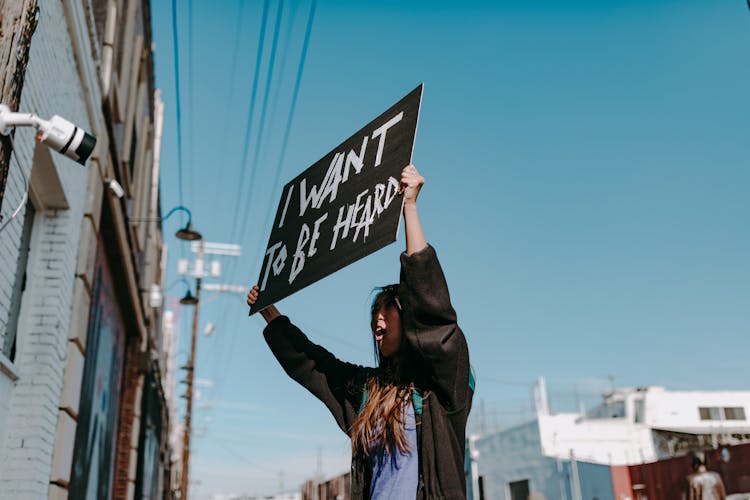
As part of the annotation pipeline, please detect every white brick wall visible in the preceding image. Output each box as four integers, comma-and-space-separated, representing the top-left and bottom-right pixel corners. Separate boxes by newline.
0, 1, 93, 497
0, 0, 168, 496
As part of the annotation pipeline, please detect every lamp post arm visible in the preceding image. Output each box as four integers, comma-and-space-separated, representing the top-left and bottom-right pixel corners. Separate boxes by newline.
161, 205, 192, 225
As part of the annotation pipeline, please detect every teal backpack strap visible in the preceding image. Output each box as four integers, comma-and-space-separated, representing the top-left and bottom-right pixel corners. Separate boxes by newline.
359, 384, 368, 414
469, 366, 476, 392
412, 389, 423, 416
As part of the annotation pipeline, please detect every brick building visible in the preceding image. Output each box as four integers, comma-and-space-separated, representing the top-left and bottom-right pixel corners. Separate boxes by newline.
0, 1, 175, 498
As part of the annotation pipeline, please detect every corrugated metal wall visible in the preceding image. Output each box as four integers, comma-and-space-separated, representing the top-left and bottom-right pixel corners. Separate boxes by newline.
628, 443, 750, 499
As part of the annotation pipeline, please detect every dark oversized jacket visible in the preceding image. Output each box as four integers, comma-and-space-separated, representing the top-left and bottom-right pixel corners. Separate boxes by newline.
263, 245, 473, 499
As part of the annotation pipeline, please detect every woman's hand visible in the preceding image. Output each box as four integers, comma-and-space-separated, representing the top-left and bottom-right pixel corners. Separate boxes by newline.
247, 285, 281, 324
401, 164, 427, 255
400, 164, 425, 206
246, 285, 260, 307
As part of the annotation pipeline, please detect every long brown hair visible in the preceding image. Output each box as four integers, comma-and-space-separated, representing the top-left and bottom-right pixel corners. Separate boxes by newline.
350, 285, 414, 457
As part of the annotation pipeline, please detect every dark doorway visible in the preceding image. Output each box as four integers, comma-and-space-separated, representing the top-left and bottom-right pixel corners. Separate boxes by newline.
509, 479, 530, 500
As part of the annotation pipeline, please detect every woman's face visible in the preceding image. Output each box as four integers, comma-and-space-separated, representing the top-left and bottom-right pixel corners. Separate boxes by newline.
371, 302, 403, 359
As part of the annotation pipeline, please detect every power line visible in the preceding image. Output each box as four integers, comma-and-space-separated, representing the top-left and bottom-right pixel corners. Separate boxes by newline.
213, 0, 269, 392
256, 0, 318, 266
187, 0, 195, 208
225, 0, 310, 290
210, 0, 318, 408
210, 0, 317, 406
204, 1, 277, 396
170, 0, 186, 218
208, 0, 247, 215
224, 0, 314, 287
228, 0, 272, 242
266, 1, 301, 141
200, 2, 253, 392
209, 1, 289, 402
209, 435, 272, 473
233, 0, 286, 248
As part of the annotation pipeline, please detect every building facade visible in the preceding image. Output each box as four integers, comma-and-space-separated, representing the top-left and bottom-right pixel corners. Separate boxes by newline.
466, 382, 750, 500
0, 1, 174, 498
302, 472, 351, 500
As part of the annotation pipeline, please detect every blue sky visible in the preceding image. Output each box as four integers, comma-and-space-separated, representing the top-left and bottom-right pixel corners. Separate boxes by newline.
150, 0, 750, 497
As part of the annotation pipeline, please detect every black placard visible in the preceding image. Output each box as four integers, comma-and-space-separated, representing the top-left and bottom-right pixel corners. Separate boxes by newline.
250, 84, 423, 314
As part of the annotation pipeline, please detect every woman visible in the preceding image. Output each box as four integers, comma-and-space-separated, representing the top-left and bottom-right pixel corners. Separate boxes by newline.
247, 164, 473, 499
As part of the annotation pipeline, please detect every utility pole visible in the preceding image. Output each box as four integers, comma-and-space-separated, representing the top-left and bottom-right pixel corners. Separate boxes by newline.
178, 240, 241, 499
179, 240, 203, 499
0, 0, 38, 209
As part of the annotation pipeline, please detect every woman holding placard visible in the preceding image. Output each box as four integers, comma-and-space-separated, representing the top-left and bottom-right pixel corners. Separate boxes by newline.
247, 164, 473, 499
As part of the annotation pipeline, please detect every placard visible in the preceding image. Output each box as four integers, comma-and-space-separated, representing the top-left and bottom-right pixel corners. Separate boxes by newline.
250, 84, 423, 314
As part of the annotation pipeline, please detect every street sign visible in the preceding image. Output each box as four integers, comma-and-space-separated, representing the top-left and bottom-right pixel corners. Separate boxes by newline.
250, 84, 423, 314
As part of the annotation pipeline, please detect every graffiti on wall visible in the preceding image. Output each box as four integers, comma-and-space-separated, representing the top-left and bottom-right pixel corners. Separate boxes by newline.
69, 239, 126, 499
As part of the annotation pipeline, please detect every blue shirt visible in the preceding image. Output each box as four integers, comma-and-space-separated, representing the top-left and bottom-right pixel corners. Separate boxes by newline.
368, 401, 419, 499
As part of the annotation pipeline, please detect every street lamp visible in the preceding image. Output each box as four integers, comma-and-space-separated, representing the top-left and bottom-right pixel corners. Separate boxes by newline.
130, 205, 202, 241
164, 206, 202, 241
179, 289, 198, 306
175, 223, 201, 241
176, 278, 199, 305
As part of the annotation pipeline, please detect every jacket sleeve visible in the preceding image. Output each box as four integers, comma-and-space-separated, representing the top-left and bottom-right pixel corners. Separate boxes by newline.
263, 316, 364, 434
398, 244, 470, 413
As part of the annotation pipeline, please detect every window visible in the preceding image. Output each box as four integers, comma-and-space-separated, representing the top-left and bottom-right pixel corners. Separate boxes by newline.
699, 406, 746, 421
588, 400, 626, 419
699, 407, 722, 421
724, 407, 746, 420
2, 201, 35, 361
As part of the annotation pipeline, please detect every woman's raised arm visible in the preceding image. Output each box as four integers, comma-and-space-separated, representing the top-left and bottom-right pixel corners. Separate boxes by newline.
247, 284, 363, 433
401, 164, 427, 256
398, 165, 472, 412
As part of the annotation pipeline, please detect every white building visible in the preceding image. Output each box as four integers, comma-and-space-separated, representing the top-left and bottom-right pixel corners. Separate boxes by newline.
466, 379, 750, 500
541, 385, 750, 466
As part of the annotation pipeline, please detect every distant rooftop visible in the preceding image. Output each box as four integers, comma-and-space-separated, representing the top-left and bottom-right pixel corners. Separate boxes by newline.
475, 380, 750, 466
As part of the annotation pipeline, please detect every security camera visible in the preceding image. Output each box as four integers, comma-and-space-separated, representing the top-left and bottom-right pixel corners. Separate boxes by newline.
38, 115, 97, 165
0, 104, 96, 165
107, 179, 125, 198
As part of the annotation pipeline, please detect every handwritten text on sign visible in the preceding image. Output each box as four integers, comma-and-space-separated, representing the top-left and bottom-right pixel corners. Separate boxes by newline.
250, 85, 423, 314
